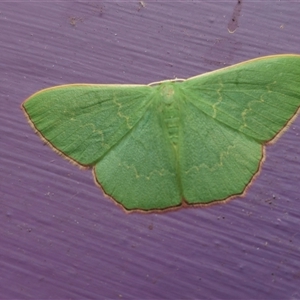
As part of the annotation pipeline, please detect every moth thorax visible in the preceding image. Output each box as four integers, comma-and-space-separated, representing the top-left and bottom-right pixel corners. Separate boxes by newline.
161, 85, 175, 104
162, 101, 180, 146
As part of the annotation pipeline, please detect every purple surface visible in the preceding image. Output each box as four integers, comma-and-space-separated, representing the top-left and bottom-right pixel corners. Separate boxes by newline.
1, 2, 300, 299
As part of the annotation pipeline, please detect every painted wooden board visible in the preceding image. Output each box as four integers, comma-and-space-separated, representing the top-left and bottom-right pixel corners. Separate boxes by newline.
1, 2, 300, 299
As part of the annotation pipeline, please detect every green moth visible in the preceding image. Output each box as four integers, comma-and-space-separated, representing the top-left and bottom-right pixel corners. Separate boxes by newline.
22, 55, 300, 212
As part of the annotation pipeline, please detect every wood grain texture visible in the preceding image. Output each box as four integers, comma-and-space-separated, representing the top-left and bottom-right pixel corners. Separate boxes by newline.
1, 1, 300, 299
